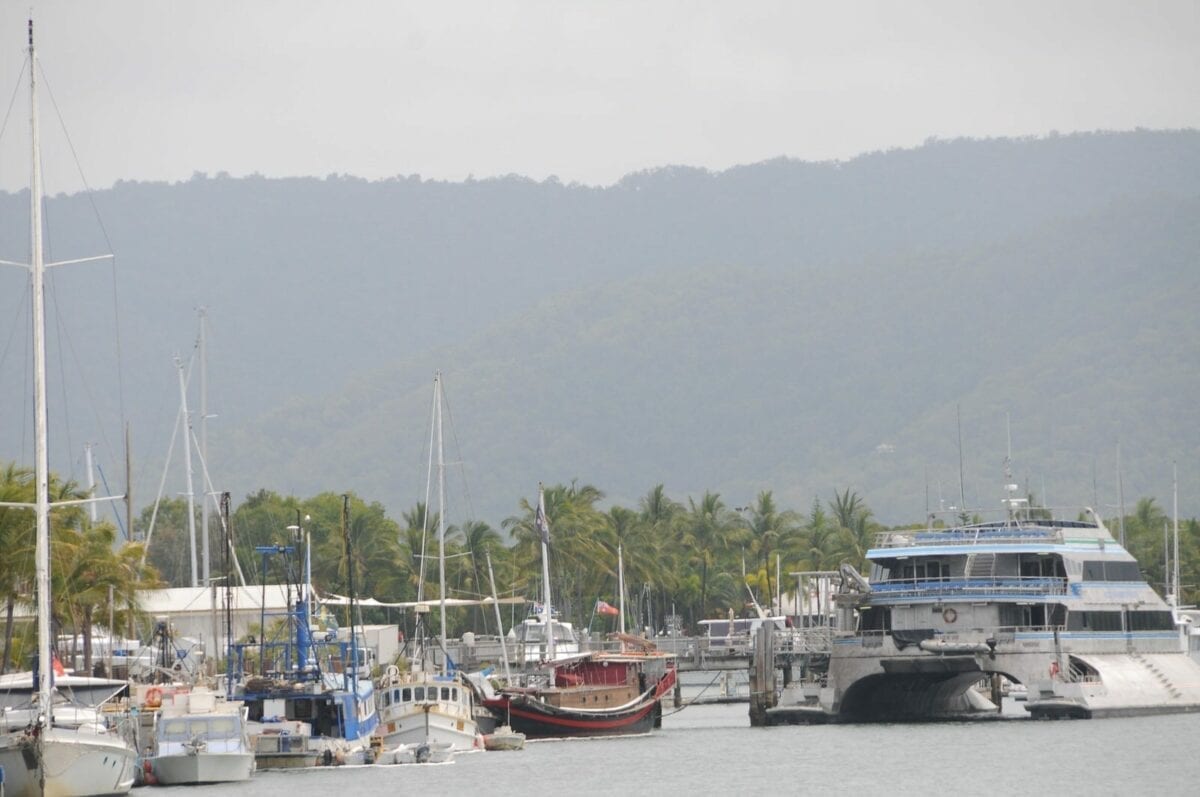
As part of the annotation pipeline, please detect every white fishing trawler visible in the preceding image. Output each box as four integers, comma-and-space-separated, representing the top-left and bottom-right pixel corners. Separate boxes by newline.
145, 687, 254, 785
770, 486, 1200, 722
374, 374, 482, 756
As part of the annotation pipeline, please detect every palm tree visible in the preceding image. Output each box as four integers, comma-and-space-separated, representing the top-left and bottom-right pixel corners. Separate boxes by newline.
829, 488, 877, 567
0, 463, 35, 673
744, 491, 799, 609
677, 491, 744, 623
786, 498, 842, 572
502, 482, 609, 625
448, 519, 503, 632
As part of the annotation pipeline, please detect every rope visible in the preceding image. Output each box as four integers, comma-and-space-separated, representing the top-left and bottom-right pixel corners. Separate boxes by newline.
658, 669, 728, 717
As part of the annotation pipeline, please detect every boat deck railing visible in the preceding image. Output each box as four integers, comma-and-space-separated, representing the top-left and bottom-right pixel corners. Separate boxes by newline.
874, 527, 1065, 548
869, 576, 1068, 599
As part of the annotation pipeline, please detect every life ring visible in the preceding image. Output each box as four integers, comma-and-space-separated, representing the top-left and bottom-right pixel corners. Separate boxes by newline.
942, 608, 958, 624
145, 687, 163, 708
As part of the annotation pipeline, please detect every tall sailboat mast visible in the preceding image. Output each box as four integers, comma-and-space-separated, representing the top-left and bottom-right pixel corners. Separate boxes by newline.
537, 484, 555, 660
435, 372, 449, 667
29, 16, 55, 724
175, 354, 199, 586
199, 308, 211, 586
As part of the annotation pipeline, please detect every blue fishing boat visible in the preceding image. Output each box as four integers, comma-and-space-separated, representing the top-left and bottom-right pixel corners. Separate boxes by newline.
229, 504, 378, 768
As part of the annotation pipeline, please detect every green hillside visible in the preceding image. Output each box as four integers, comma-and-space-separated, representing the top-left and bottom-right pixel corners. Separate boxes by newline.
0, 131, 1196, 526
222, 192, 1200, 525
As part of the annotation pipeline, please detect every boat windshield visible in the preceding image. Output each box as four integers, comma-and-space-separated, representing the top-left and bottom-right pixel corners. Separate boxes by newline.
516, 621, 578, 644
158, 715, 241, 742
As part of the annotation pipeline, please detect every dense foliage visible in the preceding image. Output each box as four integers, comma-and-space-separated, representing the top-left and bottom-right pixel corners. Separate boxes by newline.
130, 477, 1200, 640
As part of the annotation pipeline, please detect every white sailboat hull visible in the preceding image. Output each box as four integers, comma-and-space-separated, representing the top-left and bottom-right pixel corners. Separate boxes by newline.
151, 751, 255, 785
0, 726, 137, 797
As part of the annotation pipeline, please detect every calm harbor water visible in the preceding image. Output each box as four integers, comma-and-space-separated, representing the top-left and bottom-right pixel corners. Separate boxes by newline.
157, 698, 1196, 797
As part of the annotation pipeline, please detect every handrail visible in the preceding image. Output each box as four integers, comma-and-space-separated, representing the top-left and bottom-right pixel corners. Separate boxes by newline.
869, 576, 1068, 598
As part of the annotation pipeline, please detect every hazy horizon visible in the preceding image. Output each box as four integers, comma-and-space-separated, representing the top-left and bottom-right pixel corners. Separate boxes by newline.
0, 1, 1196, 192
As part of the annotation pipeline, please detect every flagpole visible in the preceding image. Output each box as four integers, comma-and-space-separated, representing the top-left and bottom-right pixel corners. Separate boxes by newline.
537, 484, 555, 662
617, 542, 626, 636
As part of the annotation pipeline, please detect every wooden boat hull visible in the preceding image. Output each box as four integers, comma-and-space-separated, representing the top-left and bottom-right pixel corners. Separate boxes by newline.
487, 692, 661, 738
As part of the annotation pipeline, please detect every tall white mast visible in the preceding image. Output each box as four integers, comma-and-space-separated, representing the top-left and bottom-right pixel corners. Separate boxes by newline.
29, 16, 55, 724
485, 551, 512, 683
435, 372, 449, 668
537, 484, 555, 661
84, 442, 98, 523
199, 308, 210, 586
175, 354, 199, 587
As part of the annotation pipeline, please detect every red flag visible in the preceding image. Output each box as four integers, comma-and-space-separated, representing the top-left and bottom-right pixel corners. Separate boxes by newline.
596, 599, 619, 616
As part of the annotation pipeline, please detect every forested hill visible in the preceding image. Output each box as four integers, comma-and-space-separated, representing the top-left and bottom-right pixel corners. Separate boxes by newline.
0, 130, 1196, 525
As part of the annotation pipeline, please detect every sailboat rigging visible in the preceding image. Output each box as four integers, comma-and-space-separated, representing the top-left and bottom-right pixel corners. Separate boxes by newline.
0, 19, 138, 797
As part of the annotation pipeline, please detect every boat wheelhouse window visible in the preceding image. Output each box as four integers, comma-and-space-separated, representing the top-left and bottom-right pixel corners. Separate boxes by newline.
402, 688, 411, 702
441, 687, 450, 701
393, 688, 400, 702
452, 688, 458, 701
413, 687, 425, 701
382, 691, 390, 707
207, 717, 237, 738
1082, 560, 1141, 581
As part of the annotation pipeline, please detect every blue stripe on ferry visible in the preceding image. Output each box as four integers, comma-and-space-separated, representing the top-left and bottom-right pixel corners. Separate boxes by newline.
868, 544, 1128, 558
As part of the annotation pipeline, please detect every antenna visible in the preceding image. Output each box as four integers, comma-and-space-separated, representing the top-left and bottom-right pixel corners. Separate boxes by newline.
956, 404, 966, 517
1116, 443, 1126, 548
1173, 462, 1180, 607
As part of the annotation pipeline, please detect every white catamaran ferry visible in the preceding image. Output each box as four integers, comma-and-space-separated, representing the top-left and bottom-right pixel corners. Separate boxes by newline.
770, 495, 1200, 721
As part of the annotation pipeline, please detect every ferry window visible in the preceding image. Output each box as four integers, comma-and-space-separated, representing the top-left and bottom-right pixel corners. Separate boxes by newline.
1105, 561, 1140, 581
441, 687, 450, 701
402, 688, 411, 702
1082, 560, 1142, 581
382, 692, 390, 707
414, 687, 425, 701
393, 689, 400, 702
1127, 611, 1173, 631
452, 688, 458, 701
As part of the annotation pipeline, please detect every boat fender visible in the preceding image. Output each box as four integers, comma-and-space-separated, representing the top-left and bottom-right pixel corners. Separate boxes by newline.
321, 748, 334, 767
145, 687, 163, 708
1049, 660, 1060, 679
142, 759, 158, 786
942, 608, 957, 624
415, 743, 431, 764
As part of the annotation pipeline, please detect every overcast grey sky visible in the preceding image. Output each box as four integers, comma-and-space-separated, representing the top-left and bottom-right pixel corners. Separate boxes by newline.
1, 0, 1197, 192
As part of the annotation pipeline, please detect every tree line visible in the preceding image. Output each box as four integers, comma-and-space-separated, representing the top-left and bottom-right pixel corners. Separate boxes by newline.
2, 463, 1197, 668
